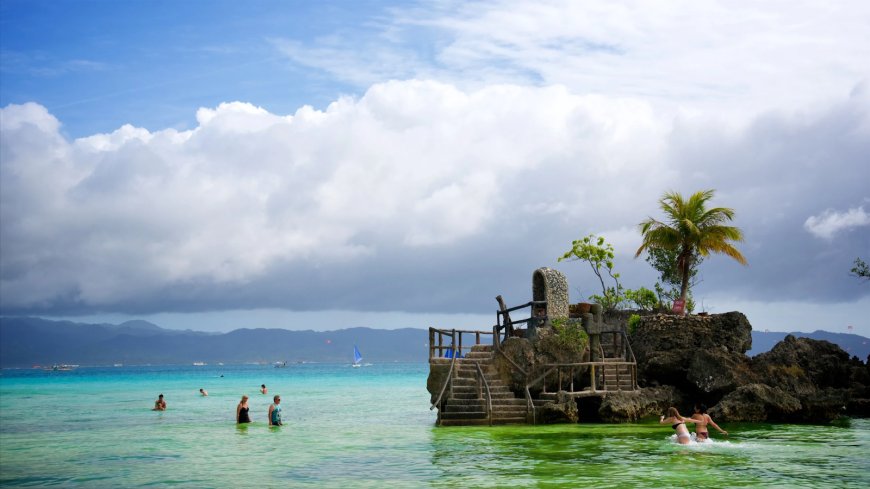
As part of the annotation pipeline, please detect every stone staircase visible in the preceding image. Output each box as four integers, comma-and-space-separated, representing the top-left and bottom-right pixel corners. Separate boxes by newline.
438, 345, 541, 426
600, 357, 635, 391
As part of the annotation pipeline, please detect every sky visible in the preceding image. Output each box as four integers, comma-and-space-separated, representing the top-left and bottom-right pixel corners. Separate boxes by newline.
1, 0, 868, 335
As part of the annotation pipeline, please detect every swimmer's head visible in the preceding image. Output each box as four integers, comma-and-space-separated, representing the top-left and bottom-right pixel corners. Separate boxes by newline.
695, 403, 708, 414
668, 407, 679, 418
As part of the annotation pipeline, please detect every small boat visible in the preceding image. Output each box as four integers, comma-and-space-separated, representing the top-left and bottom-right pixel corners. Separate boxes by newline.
47, 364, 77, 371
274, 361, 287, 368
352, 345, 363, 368
192, 362, 206, 366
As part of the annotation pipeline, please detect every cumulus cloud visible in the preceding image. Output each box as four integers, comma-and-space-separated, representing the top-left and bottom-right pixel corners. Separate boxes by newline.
1, 80, 869, 317
804, 206, 870, 240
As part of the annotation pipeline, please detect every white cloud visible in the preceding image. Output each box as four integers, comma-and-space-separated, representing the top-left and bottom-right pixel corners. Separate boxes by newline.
279, 0, 870, 118
804, 206, 870, 240
1, 79, 868, 315
0, 82, 673, 310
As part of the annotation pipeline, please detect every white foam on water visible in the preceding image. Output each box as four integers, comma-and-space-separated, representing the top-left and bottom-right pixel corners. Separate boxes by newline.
667, 433, 736, 449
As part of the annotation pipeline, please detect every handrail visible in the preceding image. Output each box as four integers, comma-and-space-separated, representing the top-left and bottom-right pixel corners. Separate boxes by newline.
529, 361, 638, 393
524, 386, 535, 424
429, 327, 493, 360
430, 346, 458, 412
502, 300, 547, 314
622, 329, 638, 389
495, 299, 547, 344
493, 342, 527, 376
475, 361, 492, 426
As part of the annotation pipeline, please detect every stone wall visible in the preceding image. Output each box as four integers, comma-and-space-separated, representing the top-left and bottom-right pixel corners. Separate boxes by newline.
532, 267, 569, 320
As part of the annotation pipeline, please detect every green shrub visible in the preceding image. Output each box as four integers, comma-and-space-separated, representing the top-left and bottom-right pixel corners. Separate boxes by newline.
627, 314, 641, 335
550, 319, 589, 355
624, 287, 657, 311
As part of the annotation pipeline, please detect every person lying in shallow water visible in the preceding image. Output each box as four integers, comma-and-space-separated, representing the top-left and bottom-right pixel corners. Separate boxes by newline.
660, 407, 699, 444
690, 403, 727, 441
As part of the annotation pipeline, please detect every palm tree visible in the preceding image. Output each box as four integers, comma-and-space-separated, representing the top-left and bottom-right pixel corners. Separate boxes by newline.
635, 189, 747, 312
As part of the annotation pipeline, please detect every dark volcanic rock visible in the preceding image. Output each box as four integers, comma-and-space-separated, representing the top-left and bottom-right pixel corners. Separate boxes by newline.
687, 348, 755, 396
749, 335, 858, 421
710, 383, 802, 422
632, 312, 754, 397
427, 362, 451, 405
630, 313, 865, 422
754, 335, 853, 389
597, 386, 682, 422
537, 391, 578, 424
494, 337, 536, 394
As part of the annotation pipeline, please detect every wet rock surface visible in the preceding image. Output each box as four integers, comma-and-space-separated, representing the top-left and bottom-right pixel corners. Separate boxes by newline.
597, 386, 681, 422
538, 391, 579, 424
632, 314, 868, 423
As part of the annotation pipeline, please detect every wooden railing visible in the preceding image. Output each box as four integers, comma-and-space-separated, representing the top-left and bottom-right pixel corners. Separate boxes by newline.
428, 328, 493, 360
529, 360, 637, 394
475, 361, 492, 426
494, 299, 547, 348
429, 344, 459, 413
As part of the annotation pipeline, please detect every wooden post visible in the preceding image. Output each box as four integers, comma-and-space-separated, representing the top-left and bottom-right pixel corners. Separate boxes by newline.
438, 332, 443, 358
591, 365, 597, 391
429, 328, 435, 360
458, 331, 463, 358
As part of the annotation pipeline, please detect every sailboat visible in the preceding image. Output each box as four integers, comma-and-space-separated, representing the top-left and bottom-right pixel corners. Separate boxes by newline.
352, 345, 363, 368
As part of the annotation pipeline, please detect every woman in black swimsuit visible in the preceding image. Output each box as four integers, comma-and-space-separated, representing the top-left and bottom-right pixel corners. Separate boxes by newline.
660, 406, 698, 444
236, 395, 251, 424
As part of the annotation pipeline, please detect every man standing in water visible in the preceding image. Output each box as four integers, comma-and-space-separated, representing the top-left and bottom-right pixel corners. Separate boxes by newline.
152, 394, 166, 411
268, 395, 282, 426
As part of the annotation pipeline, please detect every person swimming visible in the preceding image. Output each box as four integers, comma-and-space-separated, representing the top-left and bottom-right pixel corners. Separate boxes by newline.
690, 403, 727, 441
260, 384, 267, 394
660, 406, 698, 444
199, 388, 208, 396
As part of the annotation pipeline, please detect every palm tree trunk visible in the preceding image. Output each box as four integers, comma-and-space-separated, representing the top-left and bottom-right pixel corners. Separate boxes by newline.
679, 253, 692, 315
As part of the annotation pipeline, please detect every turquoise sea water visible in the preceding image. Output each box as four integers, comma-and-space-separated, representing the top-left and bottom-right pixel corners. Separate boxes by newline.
1, 363, 868, 488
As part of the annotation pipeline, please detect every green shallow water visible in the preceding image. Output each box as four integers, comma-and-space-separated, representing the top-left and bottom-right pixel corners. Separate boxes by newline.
1, 363, 868, 488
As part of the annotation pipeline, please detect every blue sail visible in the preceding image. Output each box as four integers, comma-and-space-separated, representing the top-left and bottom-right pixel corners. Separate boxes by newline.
353, 345, 363, 365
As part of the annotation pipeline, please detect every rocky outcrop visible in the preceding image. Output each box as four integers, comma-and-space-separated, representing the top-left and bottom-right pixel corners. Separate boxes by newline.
750, 335, 862, 421
710, 384, 802, 422
494, 337, 535, 394
426, 362, 451, 405
631, 312, 754, 397
597, 386, 681, 422
537, 391, 578, 424
632, 315, 868, 423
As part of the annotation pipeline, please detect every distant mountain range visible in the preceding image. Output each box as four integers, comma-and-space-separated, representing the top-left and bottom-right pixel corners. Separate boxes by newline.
748, 330, 870, 359
0, 317, 429, 367
1, 317, 867, 367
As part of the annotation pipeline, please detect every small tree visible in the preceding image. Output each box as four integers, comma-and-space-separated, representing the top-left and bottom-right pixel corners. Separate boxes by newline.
645, 246, 703, 309
852, 257, 870, 281
635, 189, 747, 312
558, 234, 624, 311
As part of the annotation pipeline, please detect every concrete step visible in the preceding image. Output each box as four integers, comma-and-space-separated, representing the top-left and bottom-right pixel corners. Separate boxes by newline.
438, 418, 492, 426
492, 416, 527, 425
452, 392, 517, 400
464, 351, 493, 359
452, 384, 511, 393
440, 411, 487, 420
